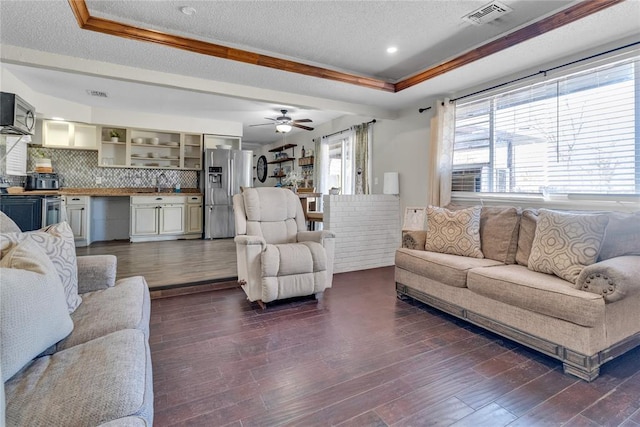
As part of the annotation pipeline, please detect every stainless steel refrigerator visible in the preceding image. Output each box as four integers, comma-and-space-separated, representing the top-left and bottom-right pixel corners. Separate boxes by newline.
204, 148, 253, 238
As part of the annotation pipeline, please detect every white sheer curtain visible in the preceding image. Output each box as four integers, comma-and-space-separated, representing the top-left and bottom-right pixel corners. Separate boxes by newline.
314, 135, 329, 195
428, 99, 455, 206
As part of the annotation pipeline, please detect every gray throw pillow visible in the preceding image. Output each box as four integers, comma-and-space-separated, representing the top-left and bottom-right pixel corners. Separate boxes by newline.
0, 239, 74, 381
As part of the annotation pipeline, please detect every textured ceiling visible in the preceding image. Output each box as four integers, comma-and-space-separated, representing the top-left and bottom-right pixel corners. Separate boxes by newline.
1, 0, 639, 144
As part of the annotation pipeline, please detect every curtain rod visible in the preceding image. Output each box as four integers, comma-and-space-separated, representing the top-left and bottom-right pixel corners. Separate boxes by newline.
417, 40, 640, 111
320, 119, 376, 139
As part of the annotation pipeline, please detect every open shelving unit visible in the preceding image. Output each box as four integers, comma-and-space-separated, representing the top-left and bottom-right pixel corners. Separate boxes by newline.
98, 126, 202, 170
267, 143, 297, 184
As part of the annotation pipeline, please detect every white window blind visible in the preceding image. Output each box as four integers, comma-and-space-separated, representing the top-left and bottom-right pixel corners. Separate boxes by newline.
4, 136, 28, 176
453, 56, 639, 196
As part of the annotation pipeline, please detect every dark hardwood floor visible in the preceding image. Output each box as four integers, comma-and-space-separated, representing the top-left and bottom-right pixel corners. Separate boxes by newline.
150, 266, 640, 426
76, 238, 237, 288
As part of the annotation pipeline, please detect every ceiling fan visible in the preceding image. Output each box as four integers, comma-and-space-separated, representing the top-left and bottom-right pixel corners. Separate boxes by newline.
250, 109, 314, 133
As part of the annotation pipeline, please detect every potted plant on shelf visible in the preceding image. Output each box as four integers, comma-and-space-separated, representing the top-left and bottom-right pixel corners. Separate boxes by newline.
109, 130, 120, 142
32, 148, 53, 172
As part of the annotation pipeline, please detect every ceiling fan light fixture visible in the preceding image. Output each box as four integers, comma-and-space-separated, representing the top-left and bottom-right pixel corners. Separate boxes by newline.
276, 124, 292, 133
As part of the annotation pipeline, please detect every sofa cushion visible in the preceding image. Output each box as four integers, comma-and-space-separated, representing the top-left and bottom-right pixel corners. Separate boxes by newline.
4, 329, 153, 427
0, 239, 73, 381
1, 221, 82, 312
467, 264, 604, 327
515, 208, 539, 266
0, 210, 21, 233
56, 276, 151, 351
528, 209, 609, 283
395, 247, 503, 288
260, 241, 327, 302
598, 211, 640, 261
425, 205, 483, 258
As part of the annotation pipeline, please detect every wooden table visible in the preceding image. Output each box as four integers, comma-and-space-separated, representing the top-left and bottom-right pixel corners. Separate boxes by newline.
296, 192, 323, 229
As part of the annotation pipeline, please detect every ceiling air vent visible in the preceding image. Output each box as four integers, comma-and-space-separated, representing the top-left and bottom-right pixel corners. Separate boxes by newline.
86, 90, 108, 98
463, 1, 513, 26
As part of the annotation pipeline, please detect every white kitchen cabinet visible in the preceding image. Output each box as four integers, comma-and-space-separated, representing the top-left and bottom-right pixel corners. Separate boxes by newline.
131, 205, 160, 236
159, 204, 185, 234
43, 120, 98, 150
186, 195, 203, 234
130, 195, 199, 242
63, 195, 91, 247
98, 126, 202, 170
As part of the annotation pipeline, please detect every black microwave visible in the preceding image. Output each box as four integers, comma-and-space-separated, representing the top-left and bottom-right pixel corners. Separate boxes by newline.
0, 92, 36, 135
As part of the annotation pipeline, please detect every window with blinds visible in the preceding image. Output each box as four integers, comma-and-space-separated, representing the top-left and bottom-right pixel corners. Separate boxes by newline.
452, 56, 638, 196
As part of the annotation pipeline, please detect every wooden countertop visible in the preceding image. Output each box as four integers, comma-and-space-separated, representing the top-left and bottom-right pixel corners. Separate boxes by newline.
2, 188, 203, 197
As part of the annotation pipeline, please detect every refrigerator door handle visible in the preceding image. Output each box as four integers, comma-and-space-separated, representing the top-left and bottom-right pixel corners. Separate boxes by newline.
228, 157, 232, 197
230, 156, 234, 196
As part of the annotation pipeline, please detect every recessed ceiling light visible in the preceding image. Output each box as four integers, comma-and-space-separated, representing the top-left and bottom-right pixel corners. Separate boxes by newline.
180, 6, 196, 16
387, 47, 398, 54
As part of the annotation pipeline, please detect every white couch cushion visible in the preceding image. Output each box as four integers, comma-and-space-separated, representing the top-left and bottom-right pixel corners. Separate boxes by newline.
57, 276, 151, 351
4, 329, 153, 426
0, 239, 73, 381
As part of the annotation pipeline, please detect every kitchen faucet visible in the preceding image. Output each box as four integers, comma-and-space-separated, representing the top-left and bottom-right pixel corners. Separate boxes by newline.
156, 172, 166, 192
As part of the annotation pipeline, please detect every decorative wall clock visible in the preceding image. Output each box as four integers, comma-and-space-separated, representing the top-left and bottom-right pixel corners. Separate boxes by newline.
256, 155, 268, 183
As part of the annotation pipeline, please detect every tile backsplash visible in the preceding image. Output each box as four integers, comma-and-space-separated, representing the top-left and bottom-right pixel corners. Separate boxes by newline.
24, 147, 199, 189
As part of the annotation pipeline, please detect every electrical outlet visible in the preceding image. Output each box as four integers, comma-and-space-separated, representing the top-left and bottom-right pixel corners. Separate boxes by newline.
374, 177, 379, 185
95, 176, 102, 185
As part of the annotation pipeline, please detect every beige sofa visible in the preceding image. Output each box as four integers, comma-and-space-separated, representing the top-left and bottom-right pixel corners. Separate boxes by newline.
1, 216, 153, 426
395, 205, 640, 381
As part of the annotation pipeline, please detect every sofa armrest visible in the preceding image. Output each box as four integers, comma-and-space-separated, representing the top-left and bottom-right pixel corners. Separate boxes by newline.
576, 256, 640, 303
402, 230, 426, 250
76, 255, 117, 294
297, 230, 336, 243
234, 235, 267, 250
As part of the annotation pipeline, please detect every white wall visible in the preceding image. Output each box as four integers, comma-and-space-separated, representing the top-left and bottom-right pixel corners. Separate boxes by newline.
256, 106, 433, 216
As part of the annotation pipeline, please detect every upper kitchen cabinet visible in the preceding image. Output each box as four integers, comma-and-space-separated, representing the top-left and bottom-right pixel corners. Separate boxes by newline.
203, 134, 241, 150
42, 120, 98, 150
98, 125, 202, 170
182, 133, 203, 169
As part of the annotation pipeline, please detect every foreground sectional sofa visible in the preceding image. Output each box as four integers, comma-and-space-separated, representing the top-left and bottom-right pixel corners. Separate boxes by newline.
1, 216, 153, 426
396, 205, 640, 381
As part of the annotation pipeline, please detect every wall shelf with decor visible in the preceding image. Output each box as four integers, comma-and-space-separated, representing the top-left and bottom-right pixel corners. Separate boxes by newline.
298, 156, 314, 188
267, 144, 296, 184
98, 126, 202, 170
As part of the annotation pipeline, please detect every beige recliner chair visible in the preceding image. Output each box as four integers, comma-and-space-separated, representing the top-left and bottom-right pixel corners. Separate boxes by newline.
233, 187, 335, 308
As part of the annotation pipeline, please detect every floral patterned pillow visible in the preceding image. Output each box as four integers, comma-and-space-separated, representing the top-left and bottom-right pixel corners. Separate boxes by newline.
425, 206, 484, 258
0, 222, 81, 312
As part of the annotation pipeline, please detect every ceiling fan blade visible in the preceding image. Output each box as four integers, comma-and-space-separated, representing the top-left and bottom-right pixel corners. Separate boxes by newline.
249, 123, 275, 127
292, 123, 314, 131
293, 119, 312, 123
263, 117, 277, 121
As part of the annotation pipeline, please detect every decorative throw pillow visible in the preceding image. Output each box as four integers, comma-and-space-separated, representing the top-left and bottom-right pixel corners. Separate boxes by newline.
1, 239, 74, 381
0, 221, 82, 312
402, 231, 427, 250
425, 206, 483, 258
528, 209, 609, 283
515, 209, 539, 266
598, 211, 640, 261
